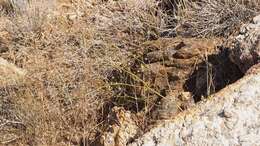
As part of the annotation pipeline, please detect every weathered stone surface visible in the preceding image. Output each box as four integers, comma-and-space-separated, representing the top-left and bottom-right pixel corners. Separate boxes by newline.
100, 107, 140, 146
0, 57, 26, 86
129, 64, 260, 146
111, 37, 242, 120
228, 15, 260, 73
113, 37, 220, 109
104, 14, 260, 146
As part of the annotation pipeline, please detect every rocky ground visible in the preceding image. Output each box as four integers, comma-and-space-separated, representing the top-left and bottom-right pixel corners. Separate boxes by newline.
100, 14, 260, 146
0, 0, 259, 145
130, 64, 260, 146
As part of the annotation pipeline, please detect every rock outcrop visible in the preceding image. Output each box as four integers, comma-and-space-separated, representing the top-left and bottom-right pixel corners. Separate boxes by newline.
228, 15, 260, 73
127, 15, 260, 146
140, 38, 221, 119
110, 37, 242, 120
129, 64, 260, 146
100, 107, 140, 146
103, 14, 260, 146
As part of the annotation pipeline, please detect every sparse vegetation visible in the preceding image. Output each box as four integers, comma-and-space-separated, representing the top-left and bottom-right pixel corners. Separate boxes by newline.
0, 0, 259, 145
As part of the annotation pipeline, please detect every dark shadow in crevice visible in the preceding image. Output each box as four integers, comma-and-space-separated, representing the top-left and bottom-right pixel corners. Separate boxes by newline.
184, 48, 244, 102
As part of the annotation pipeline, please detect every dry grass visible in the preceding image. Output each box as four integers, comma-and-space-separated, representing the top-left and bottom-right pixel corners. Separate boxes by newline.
0, 0, 162, 145
160, 0, 260, 37
0, 0, 259, 145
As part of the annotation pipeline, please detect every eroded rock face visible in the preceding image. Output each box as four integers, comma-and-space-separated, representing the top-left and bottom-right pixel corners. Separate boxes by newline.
140, 38, 222, 119
0, 57, 26, 86
127, 16, 260, 144
111, 37, 220, 110
110, 37, 242, 120
228, 15, 260, 73
129, 64, 260, 146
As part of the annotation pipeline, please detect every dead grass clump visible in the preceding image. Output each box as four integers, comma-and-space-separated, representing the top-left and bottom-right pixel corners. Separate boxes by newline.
0, 0, 165, 145
0, 0, 14, 13
160, 0, 260, 37
0, 0, 29, 14
1, 0, 257, 145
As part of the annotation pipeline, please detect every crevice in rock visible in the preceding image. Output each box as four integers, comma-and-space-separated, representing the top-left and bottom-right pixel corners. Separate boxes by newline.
97, 38, 247, 146
106, 39, 245, 116
184, 48, 244, 102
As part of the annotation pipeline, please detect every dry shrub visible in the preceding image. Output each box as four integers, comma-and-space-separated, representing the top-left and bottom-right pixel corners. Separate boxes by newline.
0, 0, 29, 14
160, 0, 260, 37
0, 0, 14, 13
1, 0, 258, 145
1, 1, 109, 145
0, 0, 164, 145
